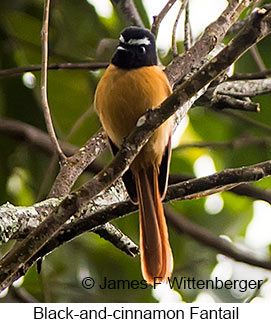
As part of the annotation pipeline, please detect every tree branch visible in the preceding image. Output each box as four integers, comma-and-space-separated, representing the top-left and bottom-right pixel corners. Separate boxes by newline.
0, 199, 59, 244
2, 160, 271, 243
210, 94, 260, 112
169, 173, 271, 205
110, 0, 144, 27
40, 0, 66, 161
93, 223, 139, 257
219, 109, 271, 134
197, 76, 271, 114
171, 0, 188, 57
174, 134, 271, 152
48, 129, 107, 198
0, 118, 105, 174
151, 0, 178, 38
0, 118, 76, 156
165, 0, 254, 85
230, 184, 271, 204
184, 1, 192, 51
0, 119, 139, 256
166, 160, 271, 202
230, 68, 271, 80
249, 44, 266, 71
215, 78, 271, 98
1, 158, 271, 290
0, 62, 108, 78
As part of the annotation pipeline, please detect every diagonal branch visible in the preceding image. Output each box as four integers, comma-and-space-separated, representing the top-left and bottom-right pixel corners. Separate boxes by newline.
110, 0, 144, 27
0, 120, 131, 255
151, 0, 178, 37
48, 129, 107, 198
250, 44, 266, 71
165, 0, 254, 85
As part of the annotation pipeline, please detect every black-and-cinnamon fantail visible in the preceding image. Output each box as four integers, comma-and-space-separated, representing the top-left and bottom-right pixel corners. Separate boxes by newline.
95, 27, 173, 284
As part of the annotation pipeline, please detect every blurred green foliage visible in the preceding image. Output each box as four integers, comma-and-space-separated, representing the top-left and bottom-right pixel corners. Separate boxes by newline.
0, 0, 271, 303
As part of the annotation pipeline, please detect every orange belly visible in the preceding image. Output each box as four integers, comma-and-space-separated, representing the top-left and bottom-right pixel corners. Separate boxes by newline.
95, 64, 173, 170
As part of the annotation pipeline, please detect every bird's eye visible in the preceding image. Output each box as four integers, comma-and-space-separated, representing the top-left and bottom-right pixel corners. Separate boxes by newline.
138, 46, 146, 54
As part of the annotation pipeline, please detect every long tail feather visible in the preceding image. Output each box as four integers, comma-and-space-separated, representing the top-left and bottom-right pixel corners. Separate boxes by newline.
135, 167, 173, 285
153, 167, 173, 282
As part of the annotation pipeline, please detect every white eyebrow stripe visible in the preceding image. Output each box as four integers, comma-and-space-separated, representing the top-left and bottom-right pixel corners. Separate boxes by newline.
119, 34, 125, 43
119, 34, 151, 46
127, 37, 151, 46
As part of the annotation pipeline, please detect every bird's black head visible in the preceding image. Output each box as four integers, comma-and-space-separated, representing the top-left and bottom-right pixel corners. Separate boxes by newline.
112, 27, 158, 69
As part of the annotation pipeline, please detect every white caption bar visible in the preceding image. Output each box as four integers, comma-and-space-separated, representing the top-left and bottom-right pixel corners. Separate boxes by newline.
0, 303, 268, 322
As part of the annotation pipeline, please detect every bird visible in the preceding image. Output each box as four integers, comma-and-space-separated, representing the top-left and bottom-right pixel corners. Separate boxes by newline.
94, 26, 173, 285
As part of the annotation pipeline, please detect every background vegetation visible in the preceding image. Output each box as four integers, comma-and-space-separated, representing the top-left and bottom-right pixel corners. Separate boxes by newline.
0, 0, 271, 302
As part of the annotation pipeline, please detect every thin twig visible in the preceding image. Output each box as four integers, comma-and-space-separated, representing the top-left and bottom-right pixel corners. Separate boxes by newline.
169, 173, 271, 205
230, 68, 271, 80
172, 0, 188, 56
174, 134, 271, 151
165, 0, 255, 85
220, 110, 271, 134
94, 223, 139, 257
250, 45, 266, 71
184, 0, 192, 51
9, 286, 39, 303
36, 155, 58, 201
151, 0, 178, 37
65, 107, 93, 141
40, 0, 66, 162
0, 62, 108, 78
231, 184, 271, 205
212, 94, 260, 112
